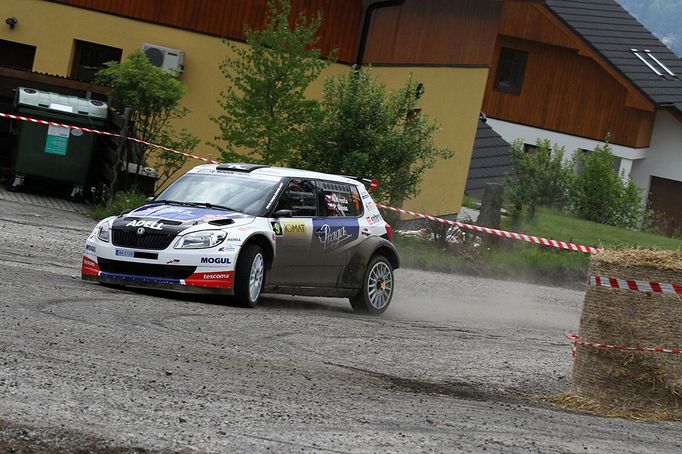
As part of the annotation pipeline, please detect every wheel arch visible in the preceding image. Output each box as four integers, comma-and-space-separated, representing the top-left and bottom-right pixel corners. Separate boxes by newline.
239, 234, 274, 269
372, 244, 400, 270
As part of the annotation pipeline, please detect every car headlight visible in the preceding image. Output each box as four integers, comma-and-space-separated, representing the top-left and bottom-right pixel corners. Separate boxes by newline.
174, 230, 227, 249
97, 223, 111, 242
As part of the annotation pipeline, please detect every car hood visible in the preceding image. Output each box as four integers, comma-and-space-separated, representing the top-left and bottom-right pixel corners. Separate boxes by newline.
112, 203, 255, 232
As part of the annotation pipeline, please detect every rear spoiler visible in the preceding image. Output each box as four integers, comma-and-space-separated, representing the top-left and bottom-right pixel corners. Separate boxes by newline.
344, 175, 380, 191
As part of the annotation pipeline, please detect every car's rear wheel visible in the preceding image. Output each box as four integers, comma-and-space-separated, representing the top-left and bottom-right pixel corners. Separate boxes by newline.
349, 255, 394, 315
233, 244, 265, 308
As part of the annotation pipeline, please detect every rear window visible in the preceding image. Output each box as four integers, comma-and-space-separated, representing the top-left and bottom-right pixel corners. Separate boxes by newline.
320, 181, 363, 217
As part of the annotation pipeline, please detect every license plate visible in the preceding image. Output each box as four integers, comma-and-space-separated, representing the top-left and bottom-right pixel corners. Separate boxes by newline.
115, 249, 134, 257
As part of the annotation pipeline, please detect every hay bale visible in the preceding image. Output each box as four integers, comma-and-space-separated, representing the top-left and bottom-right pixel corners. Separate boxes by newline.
567, 248, 682, 419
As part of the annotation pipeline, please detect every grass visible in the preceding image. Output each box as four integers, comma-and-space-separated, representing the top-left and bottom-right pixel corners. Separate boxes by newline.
396, 207, 682, 287
503, 207, 682, 250
89, 190, 148, 220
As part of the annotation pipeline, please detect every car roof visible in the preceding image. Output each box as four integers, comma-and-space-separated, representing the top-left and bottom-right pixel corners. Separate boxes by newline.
188, 164, 361, 186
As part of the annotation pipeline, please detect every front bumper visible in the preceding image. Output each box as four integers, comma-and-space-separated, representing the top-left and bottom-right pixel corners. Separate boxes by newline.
81, 256, 235, 295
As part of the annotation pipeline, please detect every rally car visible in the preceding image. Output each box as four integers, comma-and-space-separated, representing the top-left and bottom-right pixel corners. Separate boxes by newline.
82, 163, 399, 314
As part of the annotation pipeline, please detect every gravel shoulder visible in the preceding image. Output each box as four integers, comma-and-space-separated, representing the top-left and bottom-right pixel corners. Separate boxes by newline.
0, 199, 680, 453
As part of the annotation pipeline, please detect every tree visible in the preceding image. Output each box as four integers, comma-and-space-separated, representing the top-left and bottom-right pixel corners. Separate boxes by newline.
505, 139, 572, 222
569, 141, 644, 228
212, 0, 331, 165
96, 50, 198, 189
295, 66, 452, 205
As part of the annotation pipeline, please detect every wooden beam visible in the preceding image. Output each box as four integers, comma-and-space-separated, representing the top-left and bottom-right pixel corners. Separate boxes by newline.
0, 66, 110, 95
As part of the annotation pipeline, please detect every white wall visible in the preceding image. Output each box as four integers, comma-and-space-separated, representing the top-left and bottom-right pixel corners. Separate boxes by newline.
630, 110, 682, 196
485, 118, 648, 161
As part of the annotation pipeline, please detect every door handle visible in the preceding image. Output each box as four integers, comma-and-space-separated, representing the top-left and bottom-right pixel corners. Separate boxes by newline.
361, 228, 371, 236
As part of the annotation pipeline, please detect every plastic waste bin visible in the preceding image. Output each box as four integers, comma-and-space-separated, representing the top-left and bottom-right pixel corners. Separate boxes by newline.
10, 87, 108, 196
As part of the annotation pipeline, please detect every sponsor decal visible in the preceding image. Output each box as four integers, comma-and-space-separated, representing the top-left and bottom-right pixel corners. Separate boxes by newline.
325, 193, 349, 215
81, 256, 100, 277
313, 219, 359, 250
365, 214, 382, 225
129, 205, 235, 222
272, 222, 283, 236
85, 244, 96, 253
218, 245, 237, 252
115, 249, 134, 257
203, 273, 231, 280
266, 181, 285, 209
184, 271, 234, 289
283, 221, 306, 235
361, 191, 371, 199
166, 259, 180, 264
200, 257, 232, 264
126, 219, 164, 230
366, 201, 376, 212
316, 224, 351, 250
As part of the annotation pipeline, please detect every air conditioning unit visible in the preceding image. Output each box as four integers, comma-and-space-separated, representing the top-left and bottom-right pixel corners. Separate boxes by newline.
142, 43, 185, 76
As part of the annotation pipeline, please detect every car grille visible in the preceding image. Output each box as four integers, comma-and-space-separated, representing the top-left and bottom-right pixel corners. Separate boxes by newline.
98, 258, 196, 279
112, 230, 177, 250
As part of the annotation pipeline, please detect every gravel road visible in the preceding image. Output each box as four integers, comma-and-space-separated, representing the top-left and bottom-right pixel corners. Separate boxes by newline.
0, 199, 680, 453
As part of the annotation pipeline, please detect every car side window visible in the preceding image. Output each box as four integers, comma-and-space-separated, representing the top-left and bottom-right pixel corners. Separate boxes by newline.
274, 179, 318, 217
320, 181, 363, 217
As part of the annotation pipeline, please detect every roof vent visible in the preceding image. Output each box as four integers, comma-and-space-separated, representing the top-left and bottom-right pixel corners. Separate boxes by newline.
631, 49, 677, 77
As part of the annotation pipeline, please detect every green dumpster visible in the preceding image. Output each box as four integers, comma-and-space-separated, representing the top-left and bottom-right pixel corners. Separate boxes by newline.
10, 87, 108, 196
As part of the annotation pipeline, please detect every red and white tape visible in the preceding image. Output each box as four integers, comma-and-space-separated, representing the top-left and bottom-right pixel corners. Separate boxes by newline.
589, 275, 682, 295
377, 204, 600, 254
0, 111, 220, 165
0, 111, 120, 137
566, 333, 682, 357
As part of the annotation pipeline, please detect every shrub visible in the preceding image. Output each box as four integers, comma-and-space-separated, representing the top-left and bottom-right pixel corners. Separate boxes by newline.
569, 142, 644, 228
506, 139, 572, 222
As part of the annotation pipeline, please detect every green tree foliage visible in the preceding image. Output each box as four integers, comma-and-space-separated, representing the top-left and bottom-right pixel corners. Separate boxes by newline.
295, 67, 452, 205
212, 0, 331, 165
570, 142, 644, 229
506, 139, 572, 222
96, 50, 198, 186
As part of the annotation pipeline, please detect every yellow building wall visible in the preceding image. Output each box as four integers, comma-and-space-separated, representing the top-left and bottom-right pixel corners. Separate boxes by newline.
0, 0, 489, 215
370, 67, 488, 215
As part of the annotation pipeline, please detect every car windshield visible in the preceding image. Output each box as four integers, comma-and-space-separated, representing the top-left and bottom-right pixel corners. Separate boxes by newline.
155, 172, 282, 215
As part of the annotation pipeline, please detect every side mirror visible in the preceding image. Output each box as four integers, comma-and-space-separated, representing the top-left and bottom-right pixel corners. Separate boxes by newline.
146, 197, 155, 203
273, 209, 294, 218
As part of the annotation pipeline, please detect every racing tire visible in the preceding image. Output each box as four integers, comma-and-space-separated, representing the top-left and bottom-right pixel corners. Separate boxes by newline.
233, 244, 265, 308
349, 255, 394, 315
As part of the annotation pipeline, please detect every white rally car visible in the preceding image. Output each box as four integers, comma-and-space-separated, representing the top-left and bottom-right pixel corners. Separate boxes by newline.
82, 164, 399, 314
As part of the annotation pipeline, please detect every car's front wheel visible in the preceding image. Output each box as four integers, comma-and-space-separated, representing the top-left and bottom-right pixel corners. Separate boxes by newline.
349, 255, 394, 315
233, 244, 265, 308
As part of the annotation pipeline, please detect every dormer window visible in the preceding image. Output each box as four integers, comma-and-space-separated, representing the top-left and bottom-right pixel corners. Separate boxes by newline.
494, 47, 528, 95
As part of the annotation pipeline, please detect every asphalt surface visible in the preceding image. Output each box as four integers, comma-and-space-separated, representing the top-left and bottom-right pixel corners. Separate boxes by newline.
0, 199, 680, 453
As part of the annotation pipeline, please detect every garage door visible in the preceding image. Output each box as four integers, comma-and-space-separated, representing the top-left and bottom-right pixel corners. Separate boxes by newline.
648, 176, 682, 236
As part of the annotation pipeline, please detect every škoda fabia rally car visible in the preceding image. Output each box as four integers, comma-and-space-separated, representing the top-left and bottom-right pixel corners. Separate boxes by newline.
82, 164, 399, 314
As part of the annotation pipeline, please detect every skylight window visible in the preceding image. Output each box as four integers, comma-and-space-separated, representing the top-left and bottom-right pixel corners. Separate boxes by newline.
631, 48, 677, 77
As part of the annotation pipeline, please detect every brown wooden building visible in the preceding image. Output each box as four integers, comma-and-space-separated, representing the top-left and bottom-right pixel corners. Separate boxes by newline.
480, 0, 682, 233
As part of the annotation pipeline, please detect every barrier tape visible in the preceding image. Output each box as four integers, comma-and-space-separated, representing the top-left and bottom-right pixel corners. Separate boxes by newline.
566, 333, 682, 357
0, 111, 220, 165
589, 275, 682, 295
0, 111, 609, 255
377, 204, 600, 254
0, 111, 120, 137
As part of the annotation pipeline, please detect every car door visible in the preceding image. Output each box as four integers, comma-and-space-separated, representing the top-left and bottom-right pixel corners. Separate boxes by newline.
311, 180, 366, 287
268, 178, 321, 286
